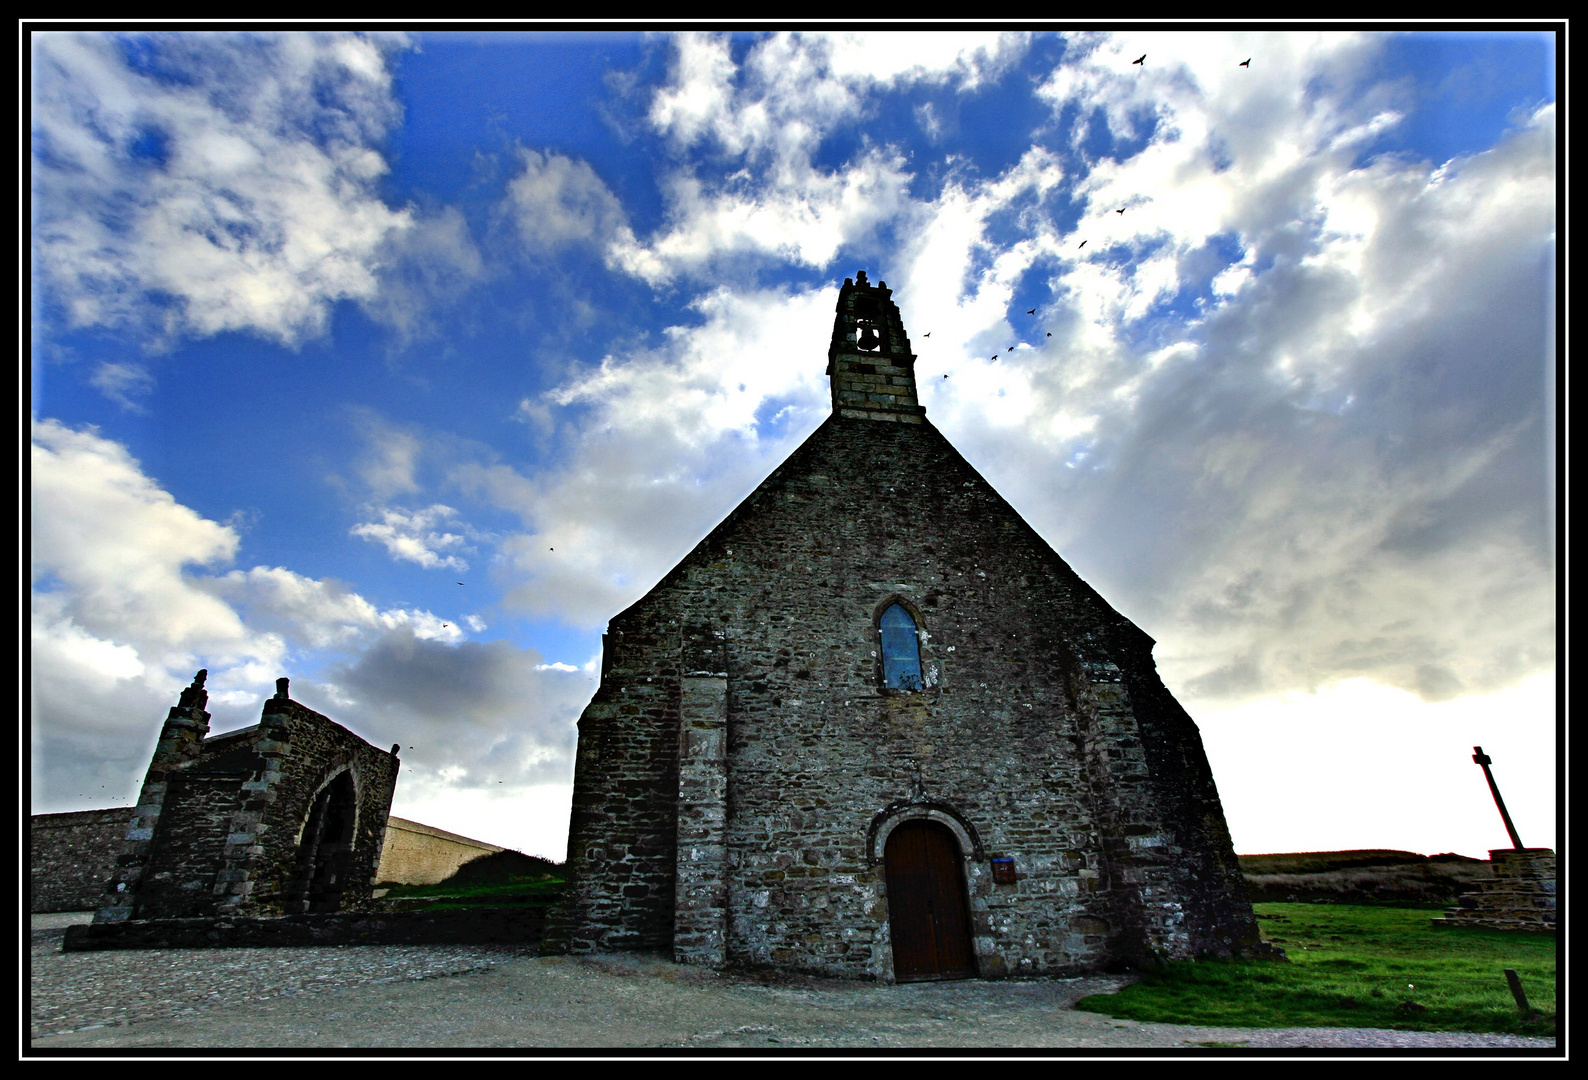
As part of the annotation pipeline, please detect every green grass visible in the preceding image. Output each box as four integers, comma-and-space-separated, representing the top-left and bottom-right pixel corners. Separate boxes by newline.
1074, 903, 1556, 1037
378, 871, 568, 911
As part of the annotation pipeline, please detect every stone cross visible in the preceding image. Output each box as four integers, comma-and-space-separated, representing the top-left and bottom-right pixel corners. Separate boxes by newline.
1471, 746, 1524, 850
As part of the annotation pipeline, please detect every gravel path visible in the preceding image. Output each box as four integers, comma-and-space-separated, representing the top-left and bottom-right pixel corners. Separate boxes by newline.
29, 915, 1557, 1053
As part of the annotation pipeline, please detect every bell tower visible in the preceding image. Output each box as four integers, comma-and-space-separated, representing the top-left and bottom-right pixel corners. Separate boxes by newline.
827, 270, 924, 423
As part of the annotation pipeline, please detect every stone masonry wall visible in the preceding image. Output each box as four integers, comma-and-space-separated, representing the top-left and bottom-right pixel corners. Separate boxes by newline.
552, 635, 682, 954
560, 411, 1259, 978
29, 809, 133, 913
1435, 849, 1556, 932
229, 698, 400, 916
99, 675, 215, 923
95, 680, 400, 923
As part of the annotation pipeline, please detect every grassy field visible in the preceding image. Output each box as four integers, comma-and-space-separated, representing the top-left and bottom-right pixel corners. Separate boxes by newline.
377, 854, 568, 912
1074, 903, 1556, 1037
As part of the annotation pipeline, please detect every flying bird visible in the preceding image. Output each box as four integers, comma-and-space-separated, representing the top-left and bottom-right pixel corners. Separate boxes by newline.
457, 581, 464, 585
1079, 240, 1087, 249
991, 355, 998, 360
1026, 308, 1035, 314
942, 373, 949, 379
1239, 58, 1251, 68
923, 332, 931, 337
1132, 54, 1145, 66
1046, 332, 1052, 337
1116, 208, 1126, 214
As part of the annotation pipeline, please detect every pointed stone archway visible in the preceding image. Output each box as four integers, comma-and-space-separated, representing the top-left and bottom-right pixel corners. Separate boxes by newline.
288, 768, 359, 914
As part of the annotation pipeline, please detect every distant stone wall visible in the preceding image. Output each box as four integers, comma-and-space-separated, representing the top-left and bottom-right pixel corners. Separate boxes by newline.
30, 809, 132, 912
377, 817, 503, 885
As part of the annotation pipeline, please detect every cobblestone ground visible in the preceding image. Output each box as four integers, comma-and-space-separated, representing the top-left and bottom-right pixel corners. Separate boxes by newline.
30, 917, 532, 1041
29, 916, 1557, 1053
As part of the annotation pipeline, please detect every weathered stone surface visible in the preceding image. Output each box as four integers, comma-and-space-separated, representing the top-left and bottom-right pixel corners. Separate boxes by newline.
94, 673, 400, 927
62, 906, 546, 951
29, 808, 133, 913
1433, 849, 1557, 932
550, 273, 1260, 980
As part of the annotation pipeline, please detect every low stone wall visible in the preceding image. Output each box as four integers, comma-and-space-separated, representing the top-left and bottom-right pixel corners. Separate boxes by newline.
29, 809, 133, 913
1434, 849, 1556, 932
31, 807, 504, 911
60, 905, 547, 952
375, 817, 504, 886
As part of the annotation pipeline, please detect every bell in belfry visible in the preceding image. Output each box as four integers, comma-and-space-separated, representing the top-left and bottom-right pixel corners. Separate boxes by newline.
857, 323, 880, 351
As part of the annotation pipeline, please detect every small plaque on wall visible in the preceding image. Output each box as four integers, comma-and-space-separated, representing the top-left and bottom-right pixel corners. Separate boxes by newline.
991, 857, 1016, 884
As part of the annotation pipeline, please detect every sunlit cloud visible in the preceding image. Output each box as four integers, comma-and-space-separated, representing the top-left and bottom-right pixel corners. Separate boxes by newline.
32, 31, 414, 347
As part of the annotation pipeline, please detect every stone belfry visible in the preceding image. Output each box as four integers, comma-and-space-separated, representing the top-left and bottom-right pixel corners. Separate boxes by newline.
551, 271, 1261, 981
827, 270, 924, 423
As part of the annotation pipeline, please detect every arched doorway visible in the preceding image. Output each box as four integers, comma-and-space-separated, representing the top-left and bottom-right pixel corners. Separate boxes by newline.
884, 819, 977, 982
288, 770, 358, 914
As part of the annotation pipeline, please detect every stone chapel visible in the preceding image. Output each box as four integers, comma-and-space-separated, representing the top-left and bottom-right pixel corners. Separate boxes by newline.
552, 271, 1261, 981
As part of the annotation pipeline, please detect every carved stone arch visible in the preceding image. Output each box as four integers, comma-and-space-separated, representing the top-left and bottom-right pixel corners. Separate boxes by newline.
287, 760, 362, 913
871, 592, 927, 628
866, 799, 986, 866
294, 761, 362, 845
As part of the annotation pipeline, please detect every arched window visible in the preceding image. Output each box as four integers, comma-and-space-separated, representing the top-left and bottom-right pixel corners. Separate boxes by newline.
880, 603, 923, 691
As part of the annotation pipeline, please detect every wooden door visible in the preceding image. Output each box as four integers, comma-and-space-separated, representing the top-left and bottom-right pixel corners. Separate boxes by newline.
884, 820, 977, 982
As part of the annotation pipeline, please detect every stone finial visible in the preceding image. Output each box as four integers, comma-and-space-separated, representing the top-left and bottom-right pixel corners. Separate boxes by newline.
855, 269, 868, 285
274, 677, 290, 700
177, 669, 209, 711
391, 743, 401, 756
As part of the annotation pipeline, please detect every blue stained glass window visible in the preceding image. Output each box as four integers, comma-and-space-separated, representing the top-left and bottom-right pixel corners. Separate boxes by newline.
880, 603, 923, 691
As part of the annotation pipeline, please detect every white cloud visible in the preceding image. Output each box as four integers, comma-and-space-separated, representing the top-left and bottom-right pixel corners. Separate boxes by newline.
609, 149, 913, 285
360, 205, 486, 343
613, 32, 1029, 285
350, 411, 425, 499
504, 148, 631, 253
822, 31, 1028, 91
350, 504, 475, 572
457, 284, 834, 626
530, 30, 1554, 714
88, 361, 156, 412
29, 418, 497, 812
31, 31, 414, 347
650, 31, 1028, 157
31, 417, 252, 657
904, 38, 1557, 707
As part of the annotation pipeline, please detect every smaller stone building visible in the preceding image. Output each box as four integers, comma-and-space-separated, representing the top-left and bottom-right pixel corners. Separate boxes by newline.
95, 671, 400, 923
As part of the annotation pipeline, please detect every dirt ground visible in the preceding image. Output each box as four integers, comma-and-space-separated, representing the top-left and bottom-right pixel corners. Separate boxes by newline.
28, 914, 1558, 1054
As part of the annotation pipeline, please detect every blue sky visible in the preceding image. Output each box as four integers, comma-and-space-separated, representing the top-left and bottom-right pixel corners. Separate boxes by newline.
30, 29, 1557, 861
